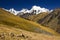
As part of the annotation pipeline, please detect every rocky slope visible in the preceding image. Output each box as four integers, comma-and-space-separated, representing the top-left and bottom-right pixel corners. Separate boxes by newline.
37, 9, 60, 33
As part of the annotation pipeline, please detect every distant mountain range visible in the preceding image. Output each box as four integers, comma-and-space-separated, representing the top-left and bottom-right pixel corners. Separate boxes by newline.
3, 5, 53, 15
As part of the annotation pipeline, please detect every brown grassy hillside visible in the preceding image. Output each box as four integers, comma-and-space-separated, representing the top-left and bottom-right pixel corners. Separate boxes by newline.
0, 8, 59, 36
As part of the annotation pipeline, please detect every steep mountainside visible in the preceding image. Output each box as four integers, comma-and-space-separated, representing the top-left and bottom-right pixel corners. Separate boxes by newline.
17, 8, 60, 34
28, 12, 49, 22
17, 12, 48, 21
0, 8, 59, 36
37, 9, 60, 33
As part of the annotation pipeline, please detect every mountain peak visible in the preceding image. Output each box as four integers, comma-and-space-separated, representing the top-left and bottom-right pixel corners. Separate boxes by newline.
3, 8, 20, 15
32, 5, 41, 10
20, 9, 30, 13
9, 8, 15, 12
30, 5, 50, 14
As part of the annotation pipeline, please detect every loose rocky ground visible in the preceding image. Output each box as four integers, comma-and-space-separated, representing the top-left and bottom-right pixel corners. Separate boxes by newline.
0, 24, 60, 40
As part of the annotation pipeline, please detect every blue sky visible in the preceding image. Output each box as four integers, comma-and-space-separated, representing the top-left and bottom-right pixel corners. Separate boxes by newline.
0, 0, 60, 10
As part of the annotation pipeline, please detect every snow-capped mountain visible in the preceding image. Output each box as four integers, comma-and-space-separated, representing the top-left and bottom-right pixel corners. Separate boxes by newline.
30, 6, 50, 14
3, 5, 53, 15
20, 9, 30, 13
3, 8, 20, 15
8, 8, 20, 15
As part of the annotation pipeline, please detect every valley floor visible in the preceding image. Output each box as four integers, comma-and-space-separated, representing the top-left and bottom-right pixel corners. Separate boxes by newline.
0, 24, 60, 40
